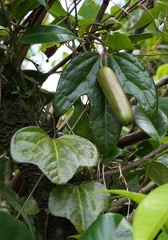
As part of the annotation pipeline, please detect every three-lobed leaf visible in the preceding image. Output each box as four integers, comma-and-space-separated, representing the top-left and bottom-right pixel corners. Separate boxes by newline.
53, 52, 158, 157
10, 126, 99, 184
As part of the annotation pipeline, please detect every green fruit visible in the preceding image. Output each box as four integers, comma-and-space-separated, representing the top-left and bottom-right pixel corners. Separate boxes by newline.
97, 66, 134, 126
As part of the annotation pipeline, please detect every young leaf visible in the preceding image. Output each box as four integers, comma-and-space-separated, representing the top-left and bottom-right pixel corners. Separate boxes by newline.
49, 182, 111, 233
10, 126, 99, 184
79, 213, 133, 240
98, 189, 146, 204
0, 211, 35, 240
133, 184, 168, 240
19, 25, 76, 44
133, 106, 167, 140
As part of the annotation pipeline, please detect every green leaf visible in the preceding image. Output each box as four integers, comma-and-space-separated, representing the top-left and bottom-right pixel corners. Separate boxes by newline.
159, 97, 168, 117
129, 33, 153, 43
148, 154, 168, 186
0, 211, 35, 240
53, 52, 157, 156
109, 53, 157, 119
157, 232, 168, 240
105, 32, 135, 51
23, 198, 40, 215
79, 213, 133, 240
49, 0, 67, 17
133, 106, 167, 140
78, 0, 99, 20
19, 25, 76, 44
53, 52, 122, 157
98, 189, 146, 204
0, 182, 38, 238
10, 126, 99, 184
49, 182, 111, 233
131, 4, 163, 30
133, 184, 168, 240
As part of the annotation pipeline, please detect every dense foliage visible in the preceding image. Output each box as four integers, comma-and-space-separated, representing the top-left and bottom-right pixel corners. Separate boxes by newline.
0, 0, 168, 239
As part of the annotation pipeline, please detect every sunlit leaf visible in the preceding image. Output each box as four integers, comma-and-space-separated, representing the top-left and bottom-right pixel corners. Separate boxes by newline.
98, 189, 146, 204
133, 184, 168, 240
10, 126, 99, 184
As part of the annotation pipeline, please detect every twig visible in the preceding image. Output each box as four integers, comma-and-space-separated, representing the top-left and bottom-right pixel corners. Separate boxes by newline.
105, 142, 168, 177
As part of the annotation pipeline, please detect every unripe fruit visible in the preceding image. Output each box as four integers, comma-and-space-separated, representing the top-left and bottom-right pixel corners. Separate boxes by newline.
97, 66, 134, 126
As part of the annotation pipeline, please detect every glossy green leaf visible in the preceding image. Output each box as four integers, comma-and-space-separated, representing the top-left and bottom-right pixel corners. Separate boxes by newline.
79, 213, 133, 240
98, 189, 146, 204
0, 211, 35, 240
19, 25, 76, 44
54, 52, 122, 157
159, 97, 168, 117
10, 126, 99, 184
105, 32, 135, 51
49, 182, 111, 233
54, 52, 157, 156
129, 33, 153, 43
133, 106, 167, 140
148, 155, 168, 185
133, 184, 168, 240
131, 4, 163, 30
109, 53, 157, 119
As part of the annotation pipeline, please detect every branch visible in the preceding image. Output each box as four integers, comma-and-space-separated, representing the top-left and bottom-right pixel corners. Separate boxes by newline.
47, 0, 110, 74
118, 130, 149, 148
105, 141, 168, 177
